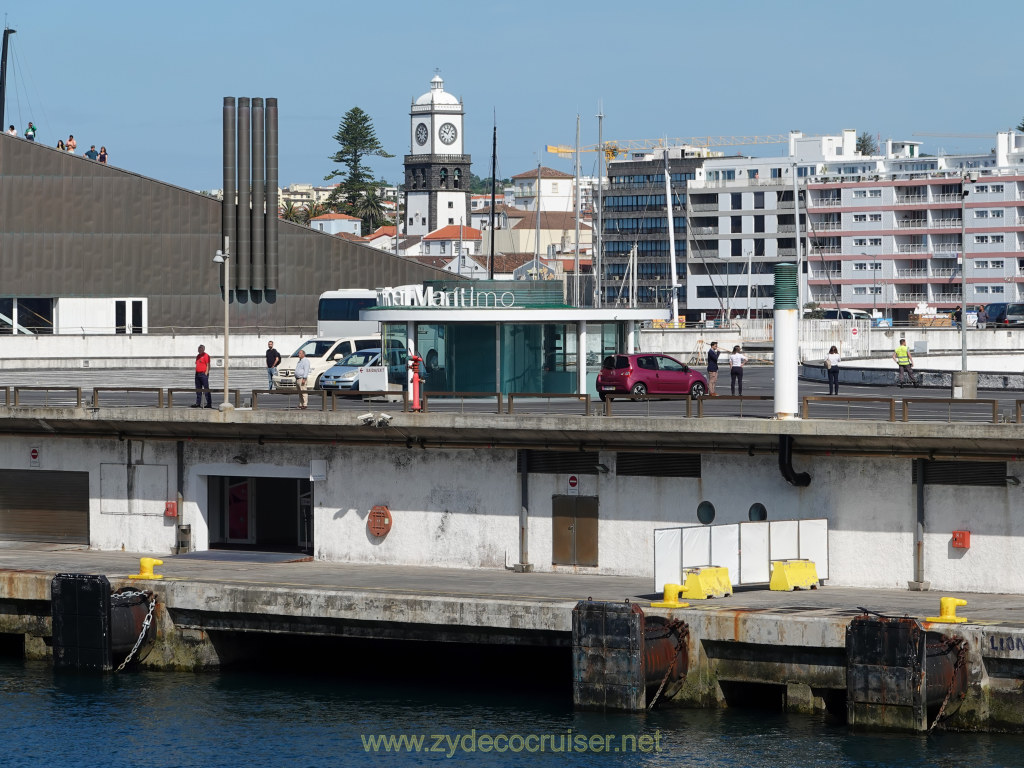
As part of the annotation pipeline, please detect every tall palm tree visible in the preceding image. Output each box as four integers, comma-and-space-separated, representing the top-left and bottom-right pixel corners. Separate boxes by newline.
303, 202, 327, 225
280, 201, 303, 223
352, 189, 387, 232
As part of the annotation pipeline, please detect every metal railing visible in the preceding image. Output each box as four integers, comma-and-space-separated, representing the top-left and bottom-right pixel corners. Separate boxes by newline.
422, 391, 502, 414
93, 387, 165, 408
902, 398, 1000, 423
166, 388, 241, 408
802, 396, 897, 421
12, 387, 83, 407
508, 392, 591, 416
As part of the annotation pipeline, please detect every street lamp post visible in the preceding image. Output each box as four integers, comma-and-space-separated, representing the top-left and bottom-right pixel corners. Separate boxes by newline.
954, 172, 979, 398
212, 236, 233, 411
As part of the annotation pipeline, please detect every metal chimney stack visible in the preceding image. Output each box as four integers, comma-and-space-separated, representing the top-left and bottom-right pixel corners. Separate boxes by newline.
222, 95, 278, 298
773, 263, 800, 419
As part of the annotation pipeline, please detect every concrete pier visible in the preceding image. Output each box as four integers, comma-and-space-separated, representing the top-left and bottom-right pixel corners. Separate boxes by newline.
1, 548, 1024, 732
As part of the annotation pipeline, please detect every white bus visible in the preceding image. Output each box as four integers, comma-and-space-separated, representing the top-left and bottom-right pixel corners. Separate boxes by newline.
317, 289, 379, 337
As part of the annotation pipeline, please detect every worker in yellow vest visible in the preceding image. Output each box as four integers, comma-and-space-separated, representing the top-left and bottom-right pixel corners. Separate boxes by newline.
892, 339, 918, 388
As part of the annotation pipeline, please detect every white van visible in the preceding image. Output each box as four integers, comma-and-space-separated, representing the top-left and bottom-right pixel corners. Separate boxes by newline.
274, 337, 381, 390
822, 308, 872, 321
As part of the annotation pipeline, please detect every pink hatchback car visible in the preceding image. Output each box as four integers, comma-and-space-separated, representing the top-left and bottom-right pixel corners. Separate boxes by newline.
597, 353, 708, 401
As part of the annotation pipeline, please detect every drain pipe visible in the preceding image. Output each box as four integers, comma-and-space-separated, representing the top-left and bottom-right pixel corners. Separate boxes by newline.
909, 458, 929, 590
773, 263, 800, 419
778, 435, 810, 487
516, 451, 533, 572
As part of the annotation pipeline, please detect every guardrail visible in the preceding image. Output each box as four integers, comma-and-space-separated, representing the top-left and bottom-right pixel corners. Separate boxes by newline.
12, 386, 83, 407
601, 393, 697, 417
802, 396, 897, 421
508, 392, 592, 416
901, 398, 1001, 424
166, 388, 242, 408
421, 392, 502, 414
93, 387, 164, 408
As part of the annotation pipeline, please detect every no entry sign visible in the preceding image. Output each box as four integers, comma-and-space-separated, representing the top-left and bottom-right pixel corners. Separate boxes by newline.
30, 448, 39, 467
567, 474, 579, 495
851, 327, 859, 336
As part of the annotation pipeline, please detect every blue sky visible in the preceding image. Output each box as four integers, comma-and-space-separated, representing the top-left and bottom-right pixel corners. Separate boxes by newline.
1, 0, 1018, 191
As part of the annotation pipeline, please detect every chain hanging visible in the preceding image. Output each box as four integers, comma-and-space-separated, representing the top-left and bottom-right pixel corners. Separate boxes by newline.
112, 589, 157, 673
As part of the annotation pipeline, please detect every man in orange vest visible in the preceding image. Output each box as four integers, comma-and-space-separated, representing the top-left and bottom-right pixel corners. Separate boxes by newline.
193, 345, 212, 408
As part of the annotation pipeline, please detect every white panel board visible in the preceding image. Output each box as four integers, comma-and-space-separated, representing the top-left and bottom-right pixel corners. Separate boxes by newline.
681, 526, 711, 569
799, 518, 830, 579
653, 528, 682, 593
739, 522, 771, 584
710, 524, 740, 585
769, 519, 800, 561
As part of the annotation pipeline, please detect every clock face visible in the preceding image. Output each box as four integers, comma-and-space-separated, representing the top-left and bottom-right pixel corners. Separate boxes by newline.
439, 122, 458, 145
415, 123, 428, 146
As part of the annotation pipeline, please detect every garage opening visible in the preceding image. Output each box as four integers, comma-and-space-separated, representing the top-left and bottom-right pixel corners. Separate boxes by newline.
0, 469, 89, 544
207, 476, 312, 553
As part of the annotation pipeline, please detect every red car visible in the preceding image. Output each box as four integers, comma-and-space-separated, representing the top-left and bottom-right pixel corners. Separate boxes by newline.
597, 353, 708, 400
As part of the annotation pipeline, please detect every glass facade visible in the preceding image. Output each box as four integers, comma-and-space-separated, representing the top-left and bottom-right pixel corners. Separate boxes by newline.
384, 320, 624, 397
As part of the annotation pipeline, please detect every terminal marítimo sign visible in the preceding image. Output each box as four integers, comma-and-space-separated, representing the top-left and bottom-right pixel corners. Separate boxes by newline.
377, 284, 516, 309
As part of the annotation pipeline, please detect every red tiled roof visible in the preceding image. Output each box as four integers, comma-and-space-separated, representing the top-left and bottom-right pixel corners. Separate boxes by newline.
370, 226, 397, 238
311, 212, 360, 221
335, 232, 367, 242
511, 166, 574, 180
423, 224, 483, 240
511, 211, 592, 230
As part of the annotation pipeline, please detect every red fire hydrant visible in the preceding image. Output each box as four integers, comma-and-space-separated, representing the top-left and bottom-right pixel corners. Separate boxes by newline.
408, 352, 423, 412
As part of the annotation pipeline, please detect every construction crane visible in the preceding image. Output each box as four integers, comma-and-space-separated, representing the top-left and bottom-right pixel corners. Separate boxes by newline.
911, 132, 992, 138
547, 135, 790, 161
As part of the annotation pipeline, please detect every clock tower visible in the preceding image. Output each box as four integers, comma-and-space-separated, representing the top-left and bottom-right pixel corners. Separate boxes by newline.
405, 74, 471, 237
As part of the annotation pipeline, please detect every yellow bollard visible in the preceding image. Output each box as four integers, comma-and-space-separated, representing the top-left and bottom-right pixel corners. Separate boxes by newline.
651, 583, 689, 608
925, 596, 968, 624
128, 557, 164, 580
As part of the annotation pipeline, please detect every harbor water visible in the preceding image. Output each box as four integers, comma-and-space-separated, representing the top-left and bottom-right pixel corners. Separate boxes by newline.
3, 657, 1024, 768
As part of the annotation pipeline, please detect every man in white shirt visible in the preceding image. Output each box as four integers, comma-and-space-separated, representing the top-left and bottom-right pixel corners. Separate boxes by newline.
294, 349, 312, 409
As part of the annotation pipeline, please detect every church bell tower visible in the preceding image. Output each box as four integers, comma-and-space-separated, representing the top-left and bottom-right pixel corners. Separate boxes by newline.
404, 74, 471, 236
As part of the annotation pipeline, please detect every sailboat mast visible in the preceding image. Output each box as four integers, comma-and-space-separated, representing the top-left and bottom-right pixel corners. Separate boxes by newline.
534, 162, 541, 272
573, 115, 581, 306
488, 119, 497, 279
0, 27, 16, 131
595, 104, 604, 308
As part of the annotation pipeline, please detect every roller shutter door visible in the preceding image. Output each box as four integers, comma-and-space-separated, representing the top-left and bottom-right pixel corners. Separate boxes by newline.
0, 469, 89, 544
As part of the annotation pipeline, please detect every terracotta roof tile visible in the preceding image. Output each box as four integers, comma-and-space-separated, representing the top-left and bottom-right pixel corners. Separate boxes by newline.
511, 166, 574, 180
311, 212, 361, 221
423, 224, 483, 240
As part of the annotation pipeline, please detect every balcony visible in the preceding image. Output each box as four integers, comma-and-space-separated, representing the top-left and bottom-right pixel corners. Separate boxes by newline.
931, 268, 959, 277
895, 269, 928, 278
776, 224, 796, 233
932, 192, 963, 204
933, 292, 963, 302
809, 271, 841, 280
895, 195, 928, 205
894, 292, 928, 302
690, 203, 719, 212
895, 219, 927, 229
813, 222, 842, 231
810, 246, 841, 254
932, 243, 961, 253
930, 218, 962, 229
811, 198, 842, 207
896, 244, 930, 254
689, 226, 718, 235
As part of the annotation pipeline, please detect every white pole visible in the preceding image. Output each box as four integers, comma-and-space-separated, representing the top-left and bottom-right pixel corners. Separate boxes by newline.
746, 250, 753, 320
574, 114, 581, 306
220, 235, 232, 411
664, 146, 679, 324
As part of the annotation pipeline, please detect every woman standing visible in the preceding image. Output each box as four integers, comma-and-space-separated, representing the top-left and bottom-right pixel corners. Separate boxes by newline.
826, 345, 841, 395
729, 345, 748, 396
706, 341, 720, 396
98, 146, 108, 164
55, 139, 65, 151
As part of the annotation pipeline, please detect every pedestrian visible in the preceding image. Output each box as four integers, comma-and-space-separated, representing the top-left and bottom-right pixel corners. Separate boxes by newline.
706, 341, 720, 396
24, 122, 36, 141
84, 145, 99, 161
294, 349, 311, 409
66, 135, 77, 154
977, 305, 988, 329
192, 344, 213, 408
825, 345, 841, 395
952, 305, 962, 329
892, 338, 916, 388
729, 345, 749, 396
98, 146, 108, 164
6, 125, 16, 136
265, 340, 281, 391
56, 139, 65, 151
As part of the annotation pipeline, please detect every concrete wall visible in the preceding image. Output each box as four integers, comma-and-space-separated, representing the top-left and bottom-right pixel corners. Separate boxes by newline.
3, 433, 1023, 593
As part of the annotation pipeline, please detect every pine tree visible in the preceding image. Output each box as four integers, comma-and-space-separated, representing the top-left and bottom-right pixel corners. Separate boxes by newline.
324, 107, 393, 208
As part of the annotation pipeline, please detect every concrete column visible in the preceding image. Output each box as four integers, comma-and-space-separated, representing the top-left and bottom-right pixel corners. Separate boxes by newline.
577, 321, 587, 395
951, 371, 978, 399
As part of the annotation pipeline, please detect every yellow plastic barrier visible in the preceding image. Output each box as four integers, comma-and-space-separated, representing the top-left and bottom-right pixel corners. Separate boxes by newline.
769, 560, 819, 591
128, 557, 164, 580
682, 567, 732, 600
926, 596, 968, 624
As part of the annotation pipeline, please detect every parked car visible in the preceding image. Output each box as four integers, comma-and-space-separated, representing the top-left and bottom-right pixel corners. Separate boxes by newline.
983, 302, 1024, 326
596, 353, 708, 401
318, 348, 408, 392
274, 336, 381, 390
822, 308, 873, 321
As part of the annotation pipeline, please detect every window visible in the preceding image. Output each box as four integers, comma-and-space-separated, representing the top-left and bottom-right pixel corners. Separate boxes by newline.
975, 210, 989, 219
439, 242, 446, 254
976, 286, 990, 293
992, 235, 1004, 244
976, 261, 989, 269
975, 235, 989, 244
992, 184, 1004, 192
754, 215, 764, 233
869, 213, 882, 222
992, 210, 1004, 218
975, 185, 989, 193
991, 260, 1004, 268
731, 193, 742, 210
409, 217, 413, 225
797, 165, 815, 177
854, 262, 868, 271
754, 192, 764, 209
747, 169, 758, 180
854, 287, 867, 295
731, 239, 742, 256
869, 189, 882, 198
853, 190, 867, 199
992, 286, 1005, 294
551, 183, 558, 194
771, 168, 783, 178
854, 238, 867, 246
853, 214, 867, 222
448, 218, 454, 225
870, 262, 881, 270
869, 238, 882, 246
448, 201, 454, 208
869, 286, 881, 295
731, 216, 742, 233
